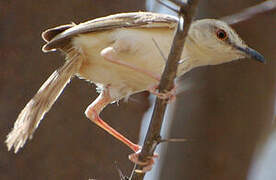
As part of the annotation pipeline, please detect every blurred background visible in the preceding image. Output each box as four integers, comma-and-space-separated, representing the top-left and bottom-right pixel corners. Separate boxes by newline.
0, 0, 275, 179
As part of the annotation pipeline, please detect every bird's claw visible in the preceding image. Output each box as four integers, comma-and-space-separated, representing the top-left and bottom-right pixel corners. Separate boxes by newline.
148, 84, 176, 102
128, 152, 159, 173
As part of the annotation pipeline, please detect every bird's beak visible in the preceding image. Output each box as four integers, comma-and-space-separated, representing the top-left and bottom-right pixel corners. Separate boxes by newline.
235, 46, 266, 63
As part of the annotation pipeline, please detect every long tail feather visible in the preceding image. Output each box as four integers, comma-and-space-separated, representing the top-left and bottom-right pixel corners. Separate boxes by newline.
6, 52, 82, 153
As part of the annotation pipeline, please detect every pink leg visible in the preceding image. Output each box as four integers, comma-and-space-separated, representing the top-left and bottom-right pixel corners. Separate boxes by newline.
101, 47, 161, 81
101, 47, 176, 101
85, 87, 140, 152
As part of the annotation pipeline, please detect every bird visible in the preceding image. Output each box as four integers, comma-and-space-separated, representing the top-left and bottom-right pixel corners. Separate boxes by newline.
6, 12, 265, 169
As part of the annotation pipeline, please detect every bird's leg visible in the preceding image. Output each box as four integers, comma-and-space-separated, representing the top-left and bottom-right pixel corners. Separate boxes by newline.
86, 88, 158, 172
101, 47, 161, 82
85, 87, 140, 152
101, 47, 176, 101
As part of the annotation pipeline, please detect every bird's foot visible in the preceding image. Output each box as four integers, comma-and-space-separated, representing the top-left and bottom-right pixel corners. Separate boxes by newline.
128, 151, 159, 173
148, 84, 176, 102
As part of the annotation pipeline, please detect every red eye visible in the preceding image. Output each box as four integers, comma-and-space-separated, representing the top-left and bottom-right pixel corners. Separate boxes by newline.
216, 29, 227, 40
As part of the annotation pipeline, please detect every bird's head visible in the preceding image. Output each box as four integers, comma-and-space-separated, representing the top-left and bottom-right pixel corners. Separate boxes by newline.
186, 19, 266, 66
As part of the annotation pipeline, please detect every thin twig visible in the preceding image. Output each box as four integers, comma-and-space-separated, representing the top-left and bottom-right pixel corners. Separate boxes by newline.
156, 0, 179, 13
221, 0, 276, 25
152, 38, 167, 62
129, 0, 199, 179
114, 161, 128, 180
159, 138, 188, 143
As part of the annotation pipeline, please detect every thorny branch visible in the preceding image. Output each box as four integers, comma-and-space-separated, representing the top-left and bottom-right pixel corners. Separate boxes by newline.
118, 1, 276, 179
129, 0, 199, 179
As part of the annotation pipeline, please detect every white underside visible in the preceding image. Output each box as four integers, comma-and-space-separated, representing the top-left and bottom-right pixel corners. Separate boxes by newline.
73, 27, 184, 100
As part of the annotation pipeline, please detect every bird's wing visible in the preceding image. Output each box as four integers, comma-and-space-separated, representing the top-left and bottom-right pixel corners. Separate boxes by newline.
42, 12, 178, 52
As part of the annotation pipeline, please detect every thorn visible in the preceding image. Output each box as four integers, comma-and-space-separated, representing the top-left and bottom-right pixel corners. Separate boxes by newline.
134, 169, 144, 174
178, 57, 189, 64
159, 138, 189, 143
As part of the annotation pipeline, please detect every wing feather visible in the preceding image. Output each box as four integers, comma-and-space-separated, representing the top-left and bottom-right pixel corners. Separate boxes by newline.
42, 12, 178, 52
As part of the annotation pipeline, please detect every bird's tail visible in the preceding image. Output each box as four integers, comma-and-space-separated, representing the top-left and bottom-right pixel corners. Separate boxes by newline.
6, 51, 82, 153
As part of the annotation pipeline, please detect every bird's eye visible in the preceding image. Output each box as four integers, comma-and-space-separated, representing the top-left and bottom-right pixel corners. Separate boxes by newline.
216, 29, 227, 40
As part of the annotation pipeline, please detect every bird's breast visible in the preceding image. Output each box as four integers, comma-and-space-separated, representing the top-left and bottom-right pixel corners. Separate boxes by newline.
72, 27, 176, 98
